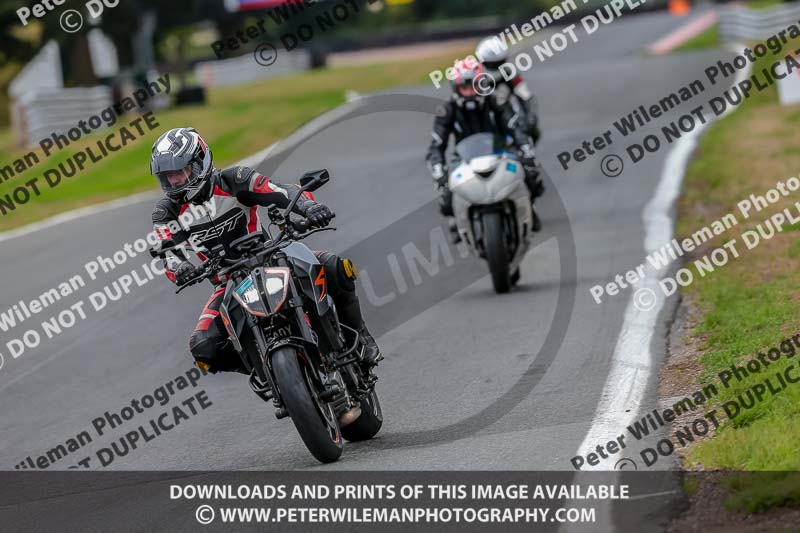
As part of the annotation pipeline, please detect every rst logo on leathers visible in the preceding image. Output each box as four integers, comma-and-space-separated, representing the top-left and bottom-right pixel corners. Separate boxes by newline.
188, 210, 245, 246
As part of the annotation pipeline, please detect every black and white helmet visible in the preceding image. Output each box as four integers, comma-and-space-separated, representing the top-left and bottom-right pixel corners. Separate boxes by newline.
476, 37, 509, 71
150, 127, 213, 204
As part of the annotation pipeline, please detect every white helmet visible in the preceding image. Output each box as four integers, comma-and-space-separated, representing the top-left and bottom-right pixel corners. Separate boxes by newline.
150, 127, 213, 204
476, 37, 509, 71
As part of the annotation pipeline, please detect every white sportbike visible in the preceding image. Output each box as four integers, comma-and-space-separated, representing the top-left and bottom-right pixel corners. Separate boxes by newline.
449, 133, 536, 293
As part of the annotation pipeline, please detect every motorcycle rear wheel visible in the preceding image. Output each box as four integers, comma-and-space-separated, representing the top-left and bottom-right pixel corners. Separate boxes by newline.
272, 347, 343, 463
341, 388, 383, 442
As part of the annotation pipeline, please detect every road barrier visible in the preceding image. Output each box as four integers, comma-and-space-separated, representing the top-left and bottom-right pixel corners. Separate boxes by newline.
12, 87, 114, 149
719, 1, 800, 41
195, 49, 311, 88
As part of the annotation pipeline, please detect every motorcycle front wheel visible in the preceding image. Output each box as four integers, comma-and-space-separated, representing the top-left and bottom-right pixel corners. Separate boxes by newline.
482, 211, 511, 294
271, 347, 343, 463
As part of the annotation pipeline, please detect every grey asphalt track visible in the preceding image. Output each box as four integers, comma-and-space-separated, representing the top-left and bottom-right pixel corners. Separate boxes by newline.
0, 8, 733, 483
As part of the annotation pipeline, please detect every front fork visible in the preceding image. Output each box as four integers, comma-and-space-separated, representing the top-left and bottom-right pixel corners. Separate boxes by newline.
267, 252, 355, 416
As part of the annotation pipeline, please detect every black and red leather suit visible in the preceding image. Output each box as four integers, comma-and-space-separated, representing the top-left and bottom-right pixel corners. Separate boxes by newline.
152, 165, 364, 372
504, 73, 541, 144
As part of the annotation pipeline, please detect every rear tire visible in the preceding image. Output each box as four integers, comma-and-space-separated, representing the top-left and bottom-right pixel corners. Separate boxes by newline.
272, 347, 343, 463
341, 389, 383, 442
483, 212, 511, 294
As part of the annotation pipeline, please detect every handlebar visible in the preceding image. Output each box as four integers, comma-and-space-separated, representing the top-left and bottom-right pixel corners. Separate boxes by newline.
174, 219, 336, 294
173, 171, 334, 294
287, 212, 336, 234
175, 258, 220, 294
289, 217, 310, 233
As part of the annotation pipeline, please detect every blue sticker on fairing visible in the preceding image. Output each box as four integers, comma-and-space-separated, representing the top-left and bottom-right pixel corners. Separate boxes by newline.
506, 162, 518, 173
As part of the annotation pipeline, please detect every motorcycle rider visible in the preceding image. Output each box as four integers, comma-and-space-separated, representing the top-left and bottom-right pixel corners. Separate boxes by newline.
149, 127, 382, 374
426, 59, 542, 238
475, 37, 541, 145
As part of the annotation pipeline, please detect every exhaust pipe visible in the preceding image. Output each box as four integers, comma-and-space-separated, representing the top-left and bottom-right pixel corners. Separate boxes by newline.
338, 406, 362, 427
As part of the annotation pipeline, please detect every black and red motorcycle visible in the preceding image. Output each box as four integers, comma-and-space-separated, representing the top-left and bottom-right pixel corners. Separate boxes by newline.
171, 170, 382, 463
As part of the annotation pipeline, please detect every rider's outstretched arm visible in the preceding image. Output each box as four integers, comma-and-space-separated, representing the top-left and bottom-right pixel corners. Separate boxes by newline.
426, 101, 455, 169
510, 76, 537, 108
151, 198, 193, 284
492, 85, 533, 150
220, 166, 332, 227
218, 166, 313, 212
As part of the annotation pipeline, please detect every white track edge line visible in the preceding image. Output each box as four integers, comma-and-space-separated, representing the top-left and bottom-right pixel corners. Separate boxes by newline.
574, 43, 752, 470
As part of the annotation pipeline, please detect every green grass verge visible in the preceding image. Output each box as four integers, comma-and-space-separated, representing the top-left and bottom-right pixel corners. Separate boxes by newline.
671, 0, 782, 55
0, 50, 467, 231
723, 472, 800, 513
676, 39, 800, 511
747, 0, 784, 9
674, 24, 719, 53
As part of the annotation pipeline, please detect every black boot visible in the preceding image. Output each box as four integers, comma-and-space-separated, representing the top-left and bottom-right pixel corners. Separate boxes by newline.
194, 357, 248, 375
525, 171, 545, 199
358, 323, 383, 368
448, 218, 461, 244
191, 338, 248, 375
334, 284, 383, 368
524, 172, 543, 233
533, 179, 545, 198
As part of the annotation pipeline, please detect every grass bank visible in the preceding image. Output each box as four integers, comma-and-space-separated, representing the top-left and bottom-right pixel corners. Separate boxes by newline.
0, 49, 468, 232
672, 0, 787, 54
675, 39, 800, 511
674, 24, 719, 53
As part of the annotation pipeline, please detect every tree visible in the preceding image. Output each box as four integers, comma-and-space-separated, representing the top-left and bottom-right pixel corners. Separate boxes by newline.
0, 2, 37, 65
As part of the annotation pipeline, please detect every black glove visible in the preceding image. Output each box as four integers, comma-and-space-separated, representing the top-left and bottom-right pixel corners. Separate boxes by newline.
303, 202, 334, 228
175, 261, 198, 286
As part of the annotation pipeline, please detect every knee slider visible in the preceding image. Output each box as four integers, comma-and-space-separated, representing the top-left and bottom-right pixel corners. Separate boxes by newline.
314, 251, 337, 271
339, 258, 358, 289
329, 257, 357, 294
189, 332, 219, 360
316, 252, 357, 294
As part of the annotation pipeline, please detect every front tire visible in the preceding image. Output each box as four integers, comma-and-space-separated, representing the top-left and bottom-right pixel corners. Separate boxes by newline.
341, 388, 383, 442
483, 211, 511, 294
272, 347, 343, 463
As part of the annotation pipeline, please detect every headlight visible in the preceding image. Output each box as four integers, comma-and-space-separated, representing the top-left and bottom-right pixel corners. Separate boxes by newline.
266, 277, 285, 295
